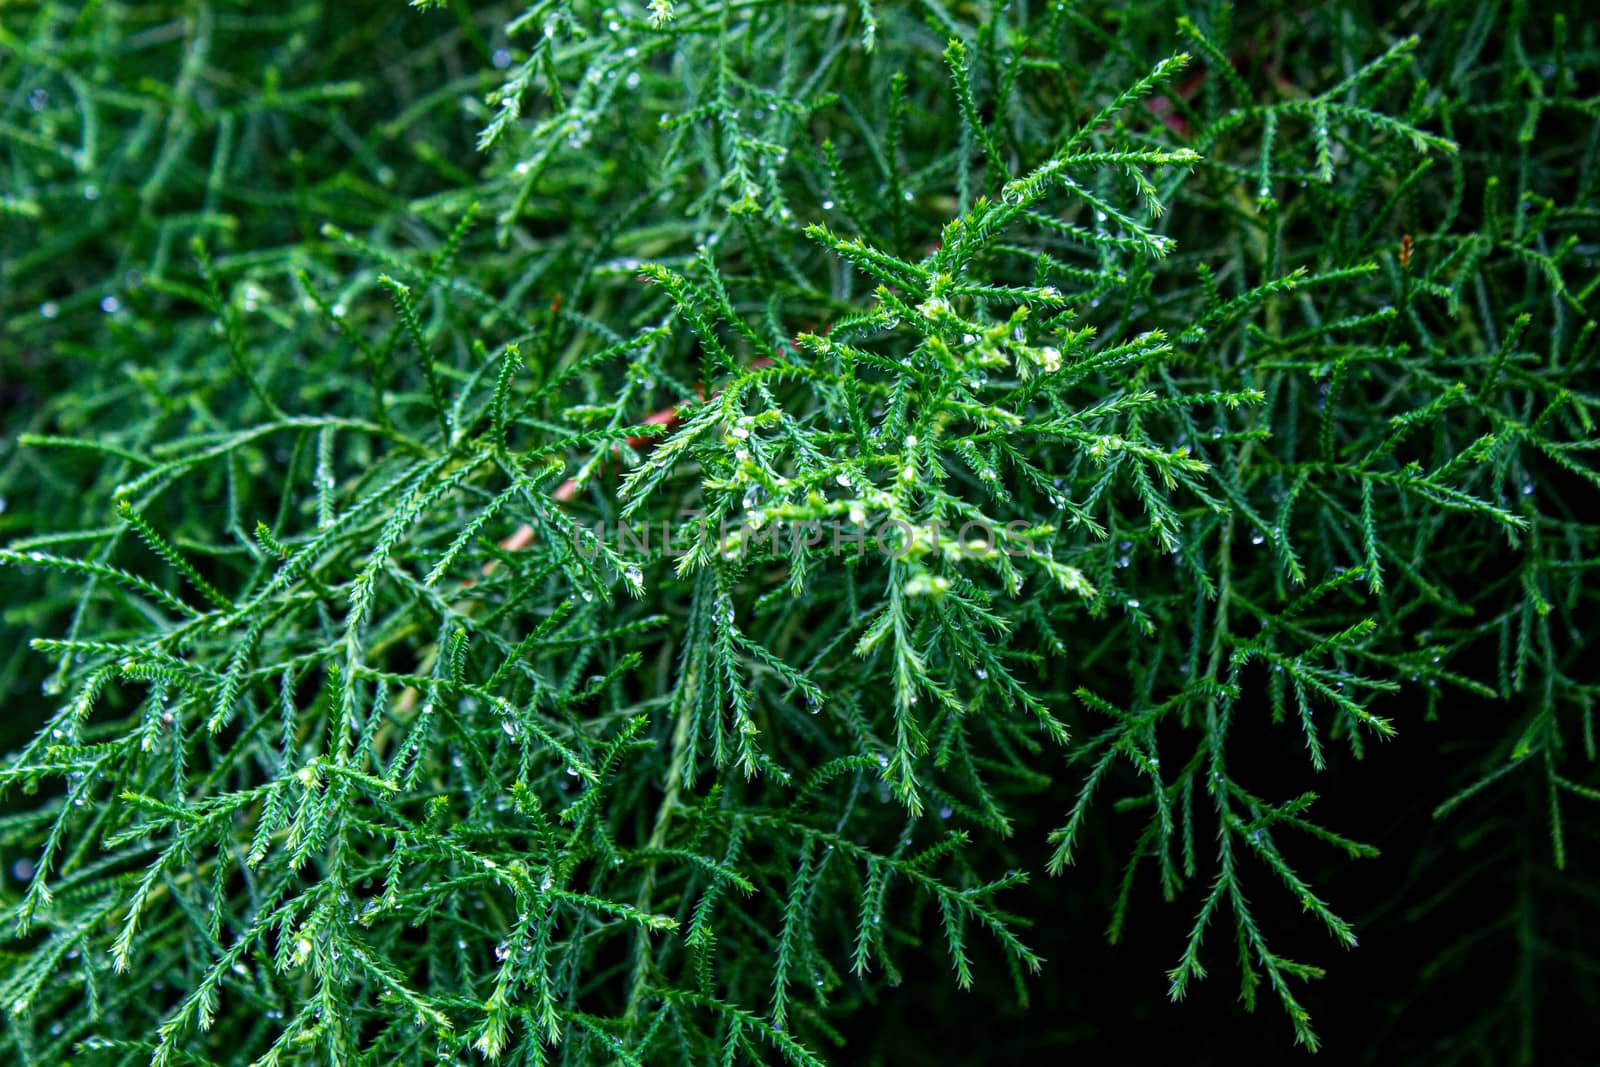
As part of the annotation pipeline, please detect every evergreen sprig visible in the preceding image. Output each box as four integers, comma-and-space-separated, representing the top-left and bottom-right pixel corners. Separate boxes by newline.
2, 1, 1597, 1063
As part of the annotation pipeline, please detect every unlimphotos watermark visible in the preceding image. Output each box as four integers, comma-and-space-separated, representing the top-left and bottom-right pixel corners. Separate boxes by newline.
572, 511, 1042, 560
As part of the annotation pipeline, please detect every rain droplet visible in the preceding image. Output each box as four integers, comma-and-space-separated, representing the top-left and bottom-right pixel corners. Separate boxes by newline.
100, 295, 120, 314
39, 301, 59, 319
492, 48, 512, 69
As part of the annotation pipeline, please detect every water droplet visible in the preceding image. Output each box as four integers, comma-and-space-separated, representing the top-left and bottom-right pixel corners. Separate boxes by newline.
82, 184, 99, 201
1251, 534, 1265, 545
494, 940, 511, 961
1127, 598, 1141, 609
501, 719, 520, 739
821, 199, 834, 210
492, 48, 512, 69
29, 88, 49, 111
100, 295, 120, 314
1521, 483, 1534, 495
39, 301, 59, 319
11, 858, 35, 882
938, 806, 954, 819
974, 667, 988, 680
331, 302, 347, 318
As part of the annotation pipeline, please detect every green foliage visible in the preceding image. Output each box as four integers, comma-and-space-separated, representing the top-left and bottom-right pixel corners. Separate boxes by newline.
1, 1, 1597, 1063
